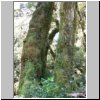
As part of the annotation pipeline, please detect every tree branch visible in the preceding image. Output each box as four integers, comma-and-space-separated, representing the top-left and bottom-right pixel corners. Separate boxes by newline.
48, 28, 59, 44
46, 19, 59, 59
49, 46, 56, 59
46, 28, 58, 59
48, 19, 59, 44
54, 19, 59, 28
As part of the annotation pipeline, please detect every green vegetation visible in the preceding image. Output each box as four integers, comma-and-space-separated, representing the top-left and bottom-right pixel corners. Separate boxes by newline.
14, 2, 86, 98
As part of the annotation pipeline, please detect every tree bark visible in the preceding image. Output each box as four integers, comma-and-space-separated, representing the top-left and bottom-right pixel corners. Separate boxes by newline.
54, 2, 77, 86
76, 3, 86, 51
18, 2, 54, 95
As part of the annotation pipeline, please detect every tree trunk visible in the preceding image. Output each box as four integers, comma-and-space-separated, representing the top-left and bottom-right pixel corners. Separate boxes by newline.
54, 2, 77, 86
18, 2, 54, 95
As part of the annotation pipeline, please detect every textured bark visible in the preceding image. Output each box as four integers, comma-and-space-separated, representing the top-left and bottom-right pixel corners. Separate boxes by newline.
18, 2, 54, 95
55, 2, 77, 86
76, 4, 86, 51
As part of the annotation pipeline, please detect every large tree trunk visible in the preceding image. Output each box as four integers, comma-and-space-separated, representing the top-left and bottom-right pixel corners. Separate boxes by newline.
18, 2, 54, 95
54, 2, 77, 86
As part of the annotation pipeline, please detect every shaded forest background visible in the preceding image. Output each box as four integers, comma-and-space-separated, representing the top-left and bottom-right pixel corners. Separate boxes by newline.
14, 2, 86, 98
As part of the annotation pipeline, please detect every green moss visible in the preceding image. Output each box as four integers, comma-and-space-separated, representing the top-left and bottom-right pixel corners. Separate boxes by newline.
18, 61, 35, 94
21, 81, 34, 98
25, 62, 35, 81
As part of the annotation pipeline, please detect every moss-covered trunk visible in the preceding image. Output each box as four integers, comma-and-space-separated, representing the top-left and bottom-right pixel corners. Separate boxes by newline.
18, 2, 54, 96
54, 2, 77, 87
